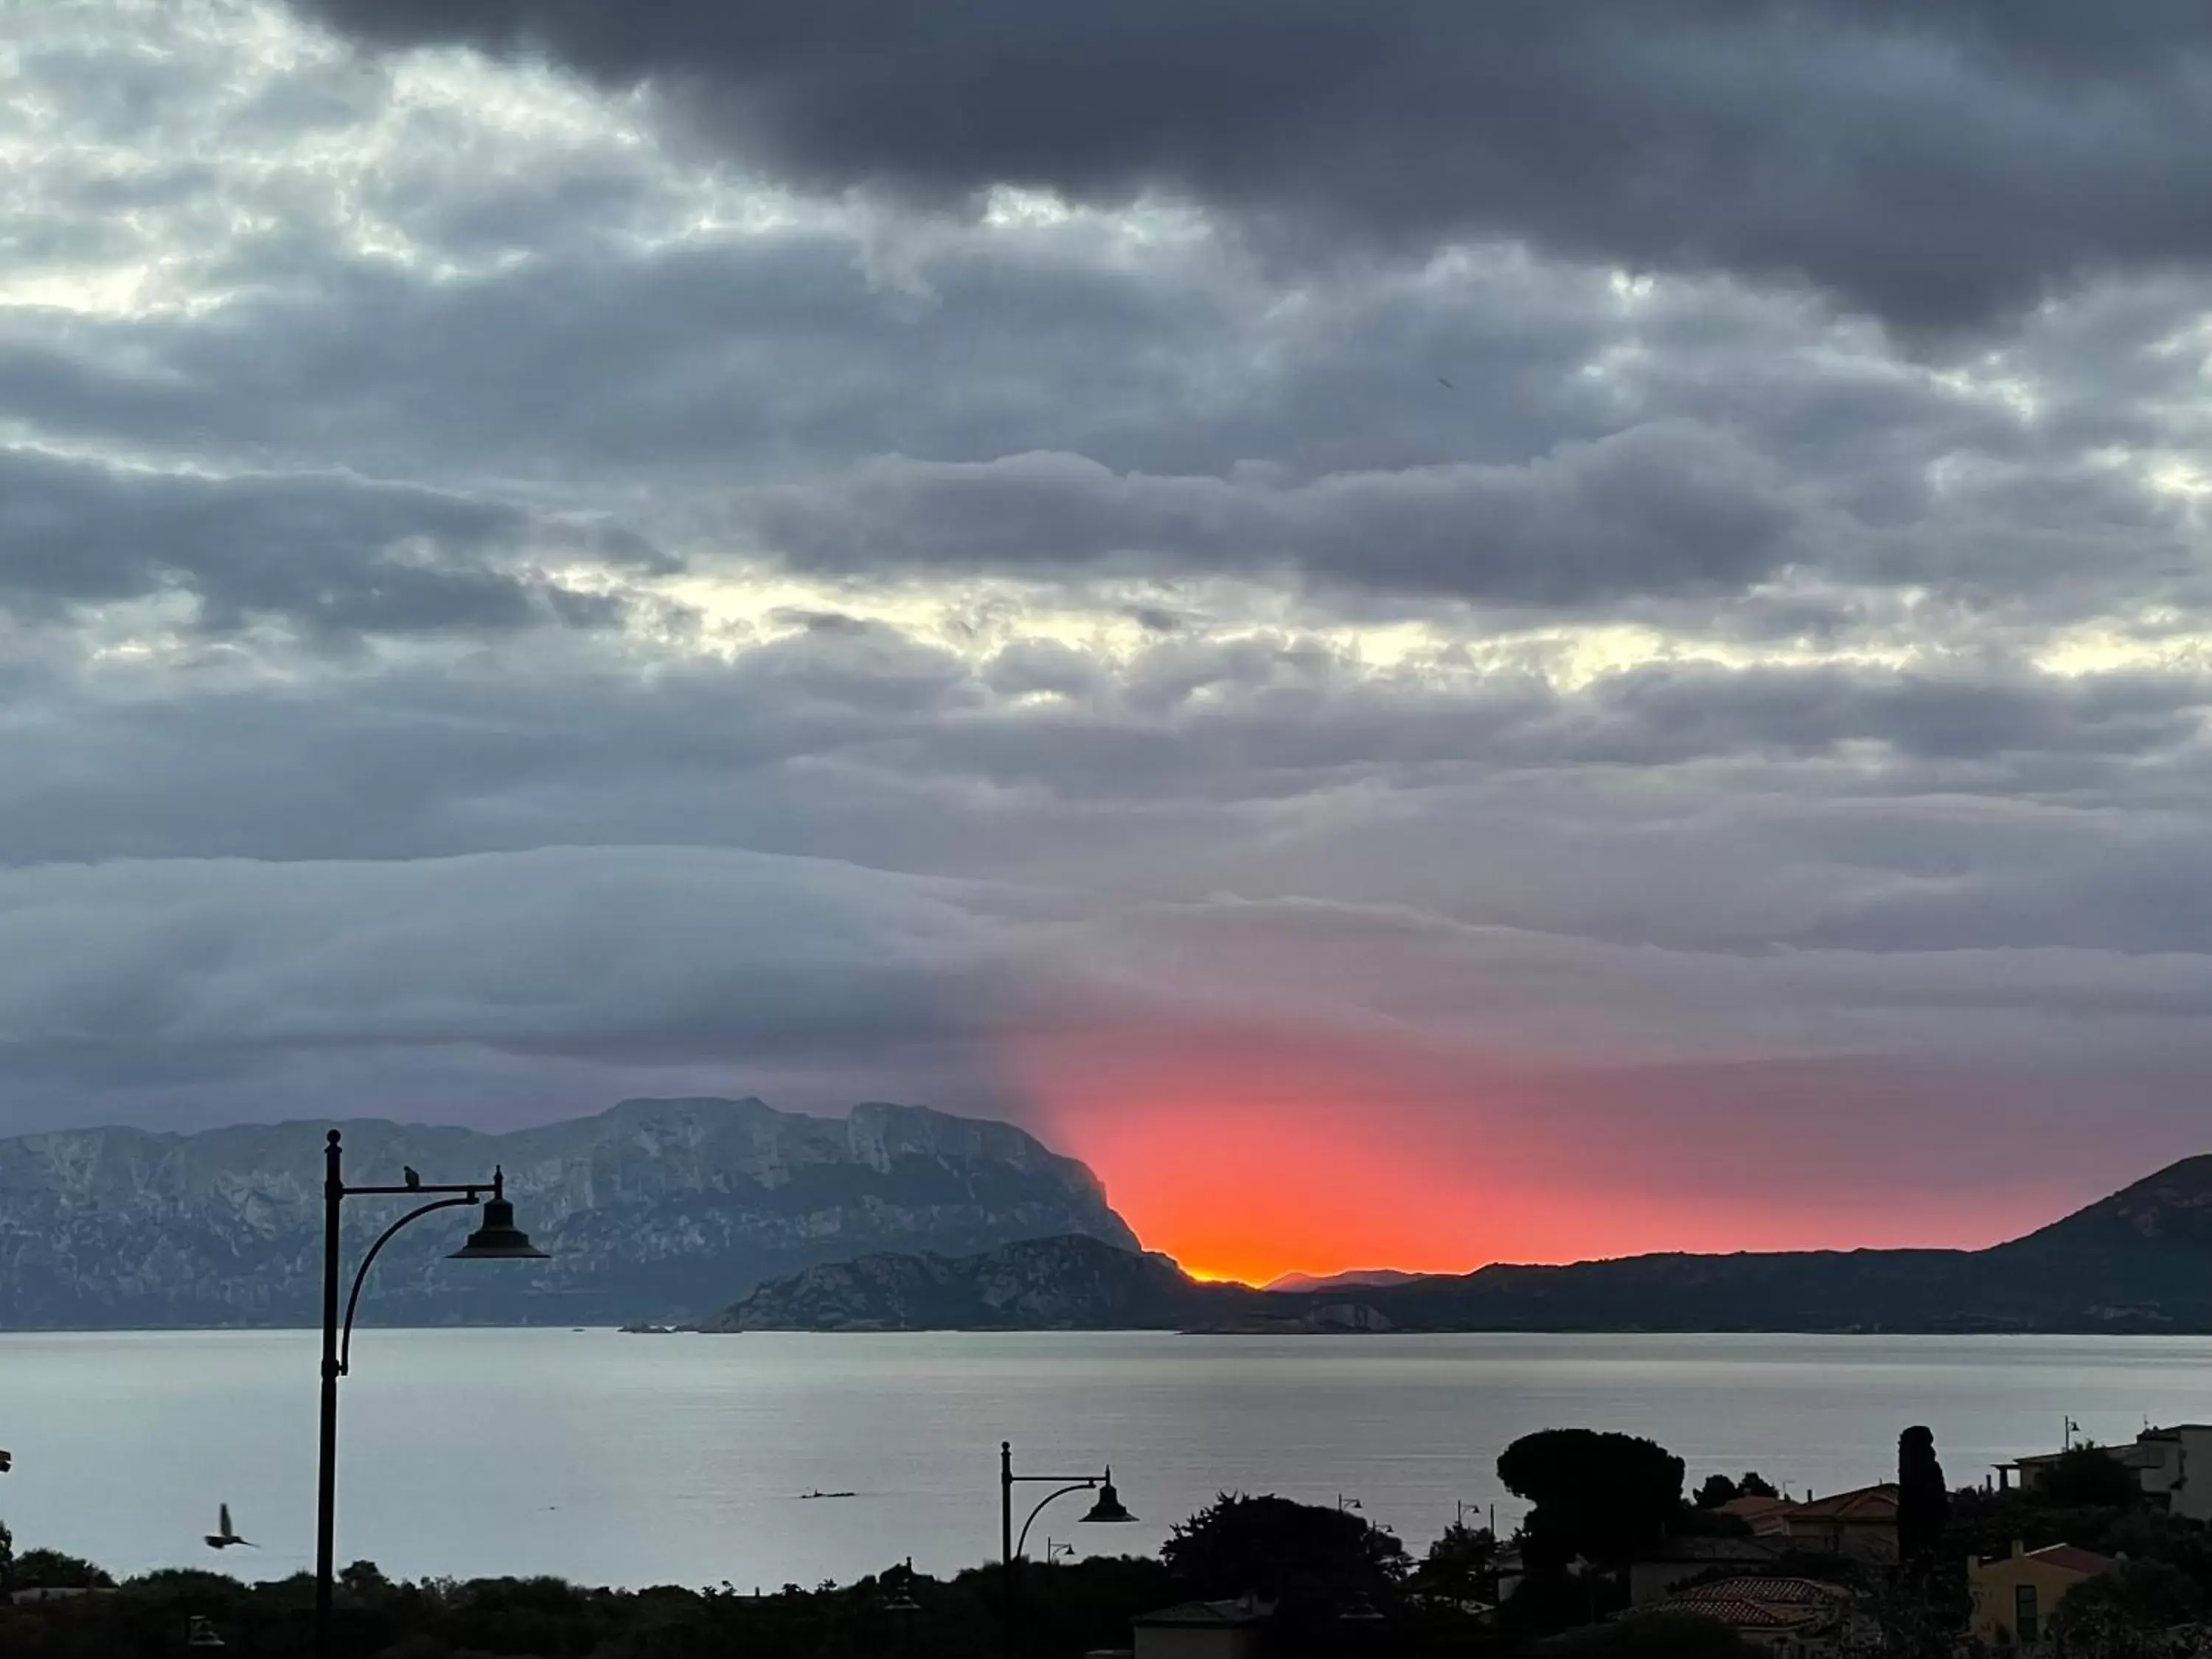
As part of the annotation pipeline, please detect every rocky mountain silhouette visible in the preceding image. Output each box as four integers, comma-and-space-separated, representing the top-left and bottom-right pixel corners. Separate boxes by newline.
0, 1097, 1136, 1329
719, 1156, 2212, 1334
715, 1234, 1391, 1332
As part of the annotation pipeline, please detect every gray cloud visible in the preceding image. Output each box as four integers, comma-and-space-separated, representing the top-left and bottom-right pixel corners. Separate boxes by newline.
748, 422, 1806, 605
10, 0, 2212, 1229
0, 447, 662, 642
294, 0, 2212, 330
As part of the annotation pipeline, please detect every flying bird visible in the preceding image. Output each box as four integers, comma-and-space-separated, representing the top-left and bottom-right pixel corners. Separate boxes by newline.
403, 1166, 421, 1189
1436, 376, 1455, 389
205, 1503, 255, 1550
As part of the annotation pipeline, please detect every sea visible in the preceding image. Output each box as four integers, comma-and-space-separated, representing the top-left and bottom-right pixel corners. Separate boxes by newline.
3, 1329, 2206, 1591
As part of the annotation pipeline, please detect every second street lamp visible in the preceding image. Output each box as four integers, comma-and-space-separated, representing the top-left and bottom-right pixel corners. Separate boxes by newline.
316, 1129, 548, 1659
998, 1441, 1136, 1659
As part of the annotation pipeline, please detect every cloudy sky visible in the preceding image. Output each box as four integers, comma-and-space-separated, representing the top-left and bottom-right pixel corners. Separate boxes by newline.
10, 0, 2212, 1276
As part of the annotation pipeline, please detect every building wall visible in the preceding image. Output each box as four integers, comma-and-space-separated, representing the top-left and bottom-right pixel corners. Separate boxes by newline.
2138, 1428, 2212, 1522
1969, 1556, 2096, 1648
2014, 1430, 2212, 1520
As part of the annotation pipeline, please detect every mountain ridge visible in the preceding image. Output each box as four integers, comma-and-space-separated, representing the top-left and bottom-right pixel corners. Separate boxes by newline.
1263, 1267, 1432, 1293
715, 1234, 1396, 1332
718, 1153, 2212, 1335
0, 1097, 1138, 1329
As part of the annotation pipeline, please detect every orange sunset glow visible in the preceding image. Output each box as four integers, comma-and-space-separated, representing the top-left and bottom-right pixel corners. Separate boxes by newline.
1010, 1026, 2146, 1284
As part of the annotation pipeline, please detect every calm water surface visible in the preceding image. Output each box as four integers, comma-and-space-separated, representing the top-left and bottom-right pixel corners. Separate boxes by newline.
4, 1329, 2208, 1590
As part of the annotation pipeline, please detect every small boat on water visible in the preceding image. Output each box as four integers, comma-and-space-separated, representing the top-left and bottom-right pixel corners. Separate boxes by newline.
799, 1489, 857, 1500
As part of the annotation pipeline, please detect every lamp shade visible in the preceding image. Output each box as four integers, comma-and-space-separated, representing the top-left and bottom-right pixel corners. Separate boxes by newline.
448, 1195, 548, 1260
1081, 1472, 1136, 1524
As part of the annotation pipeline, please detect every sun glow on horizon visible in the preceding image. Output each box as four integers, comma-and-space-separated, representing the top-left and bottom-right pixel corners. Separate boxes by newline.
1008, 1024, 2103, 1284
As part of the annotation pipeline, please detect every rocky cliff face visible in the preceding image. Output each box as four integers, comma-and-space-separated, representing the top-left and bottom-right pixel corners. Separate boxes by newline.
0, 1098, 1138, 1329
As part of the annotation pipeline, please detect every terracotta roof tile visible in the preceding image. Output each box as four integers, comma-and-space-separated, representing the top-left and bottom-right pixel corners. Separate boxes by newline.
1636, 1577, 1850, 1633
1789, 1483, 1899, 1519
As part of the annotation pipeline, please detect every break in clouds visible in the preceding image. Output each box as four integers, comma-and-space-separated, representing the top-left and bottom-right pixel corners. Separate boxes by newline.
9, 0, 2212, 1228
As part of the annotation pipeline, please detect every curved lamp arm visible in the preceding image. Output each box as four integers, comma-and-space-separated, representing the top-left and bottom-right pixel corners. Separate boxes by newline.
1015, 1481, 1100, 1562
338, 1195, 479, 1376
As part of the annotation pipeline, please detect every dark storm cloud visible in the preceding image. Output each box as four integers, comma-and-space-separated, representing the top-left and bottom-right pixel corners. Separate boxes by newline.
9, 621, 2206, 908
294, 0, 2212, 329
15, 0, 2212, 1178
0, 448, 657, 641
751, 421, 1806, 604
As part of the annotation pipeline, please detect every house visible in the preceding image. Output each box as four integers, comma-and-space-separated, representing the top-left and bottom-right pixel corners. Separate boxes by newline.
1627, 1576, 1863, 1657
2135, 1426, 2212, 1520
1999, 1425, 2212, 1522
1778, 1484, 1899, 1564
1130, 1597, 1274, 1659
1629, 1536, 1788, 1604
1969, 1541, 2117, 1649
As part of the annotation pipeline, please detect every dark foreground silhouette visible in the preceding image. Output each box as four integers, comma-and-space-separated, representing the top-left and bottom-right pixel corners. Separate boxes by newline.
7, 1420, 2204, 1657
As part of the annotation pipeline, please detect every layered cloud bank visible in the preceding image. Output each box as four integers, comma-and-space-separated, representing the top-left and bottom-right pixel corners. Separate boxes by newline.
8, 0, 2212, 1273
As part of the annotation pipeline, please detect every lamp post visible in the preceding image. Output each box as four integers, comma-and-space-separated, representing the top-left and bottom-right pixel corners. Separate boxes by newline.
316, 1129, 547, 1659
998, 1441, 1135, 1659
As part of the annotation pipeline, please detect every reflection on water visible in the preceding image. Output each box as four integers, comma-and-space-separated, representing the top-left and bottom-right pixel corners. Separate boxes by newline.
4, 1328, 2207, 1590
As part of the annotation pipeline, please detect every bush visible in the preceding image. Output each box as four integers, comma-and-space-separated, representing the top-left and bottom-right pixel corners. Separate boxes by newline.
2037, 1444, 2143, 1509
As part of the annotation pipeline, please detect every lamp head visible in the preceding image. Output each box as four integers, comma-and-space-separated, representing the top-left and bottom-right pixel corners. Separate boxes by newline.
1080, 1470, 1136, 1525
448, 1174, 548, 1260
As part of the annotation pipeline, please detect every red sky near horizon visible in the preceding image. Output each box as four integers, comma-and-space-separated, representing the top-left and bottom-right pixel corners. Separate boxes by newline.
1007, 1023, 2189, 1284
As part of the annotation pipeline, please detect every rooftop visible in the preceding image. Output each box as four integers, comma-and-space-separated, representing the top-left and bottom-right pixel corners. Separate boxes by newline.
1789, 1483, 1899, 1520
1635, 1578, 1850, 1633
1718, 1495, 1796, 1519
1133, 1598, 1276, 1629
2024, 1545, 2119, 1577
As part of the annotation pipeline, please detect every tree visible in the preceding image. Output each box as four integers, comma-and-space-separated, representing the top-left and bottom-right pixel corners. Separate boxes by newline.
0, 1517, 11, 1591
1498, 1430, 1685, 1568
1898, 1425, 1949, 1569
10, 1547, 112, 1590
1694, 1474, 1739, 1509
1736, 1472, 1778, 1500
2049, 1561, 2205, 1658
1161, 1493, 1407, 1607
1417, 1521, 1497, 1601
2038, 1444, 2141, 1509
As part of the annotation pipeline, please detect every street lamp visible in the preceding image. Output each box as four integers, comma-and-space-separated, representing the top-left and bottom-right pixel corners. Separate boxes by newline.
998, 1441, 1135, 1659
315, 1129, 546, 1659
